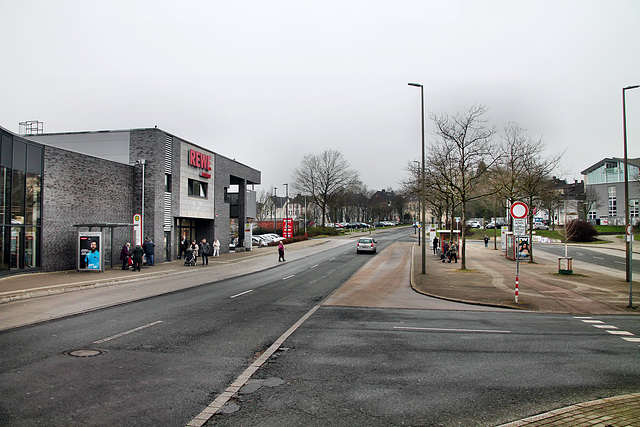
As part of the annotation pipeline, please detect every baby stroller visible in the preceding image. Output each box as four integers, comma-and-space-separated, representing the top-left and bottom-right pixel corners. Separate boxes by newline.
184, 248, 196, 266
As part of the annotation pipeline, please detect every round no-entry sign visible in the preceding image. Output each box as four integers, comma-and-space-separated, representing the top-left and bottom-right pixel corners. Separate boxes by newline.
510, 201, 529, 219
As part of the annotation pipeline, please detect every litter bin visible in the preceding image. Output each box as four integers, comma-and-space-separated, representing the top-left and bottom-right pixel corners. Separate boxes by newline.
558, 257, 573, 275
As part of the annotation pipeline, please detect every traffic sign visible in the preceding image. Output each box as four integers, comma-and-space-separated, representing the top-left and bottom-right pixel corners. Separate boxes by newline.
627, 224, 634, 235
513, 218, 527, 236
510, 201, 529, 219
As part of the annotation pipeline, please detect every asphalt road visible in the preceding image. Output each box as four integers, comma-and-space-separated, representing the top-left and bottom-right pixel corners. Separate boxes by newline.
533, 242, 640, 272
1, 228, 638, 426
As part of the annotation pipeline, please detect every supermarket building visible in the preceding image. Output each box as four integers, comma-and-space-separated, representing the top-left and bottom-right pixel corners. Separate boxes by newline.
0, 125, 260, 274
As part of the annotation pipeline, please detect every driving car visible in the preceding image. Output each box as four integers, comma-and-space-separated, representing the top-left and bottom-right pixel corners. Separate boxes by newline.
466, 220, 481, 228
356, 237, 377, 254
533, 223, 549, 230
485, 220, 506, 229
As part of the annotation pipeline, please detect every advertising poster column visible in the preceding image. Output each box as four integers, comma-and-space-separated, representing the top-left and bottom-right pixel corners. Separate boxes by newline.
283, 218, 293, 239
244, 222, 252, 251
78, 231, 103, 272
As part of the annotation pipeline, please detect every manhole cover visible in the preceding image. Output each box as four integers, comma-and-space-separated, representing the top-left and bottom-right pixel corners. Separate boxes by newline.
61, 349, 106, 358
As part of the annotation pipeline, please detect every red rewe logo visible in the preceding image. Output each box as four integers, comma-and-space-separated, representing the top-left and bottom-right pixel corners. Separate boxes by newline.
189, 149, 212, 171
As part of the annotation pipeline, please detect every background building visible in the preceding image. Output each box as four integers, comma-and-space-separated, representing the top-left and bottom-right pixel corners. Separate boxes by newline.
581, 157, 640, 226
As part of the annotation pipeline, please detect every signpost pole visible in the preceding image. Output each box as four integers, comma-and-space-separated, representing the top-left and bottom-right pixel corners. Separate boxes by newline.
510, 201, 529, 304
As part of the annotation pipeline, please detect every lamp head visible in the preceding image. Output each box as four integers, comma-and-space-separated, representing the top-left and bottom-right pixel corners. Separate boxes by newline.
408, 83, 422, 88
624, 85, 640, 90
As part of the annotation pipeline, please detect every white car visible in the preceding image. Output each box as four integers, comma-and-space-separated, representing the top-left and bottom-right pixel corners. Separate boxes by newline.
466, 221, 481, 228
533, 223, 549, 230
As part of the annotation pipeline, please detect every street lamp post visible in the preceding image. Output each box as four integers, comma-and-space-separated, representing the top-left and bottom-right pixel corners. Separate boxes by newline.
283, 183, 289, 220
135, 159, 146, 246
412, 160, 421, 246
273, 187, 277, 234
409, 83, 426, 274
623, 84, 639, 308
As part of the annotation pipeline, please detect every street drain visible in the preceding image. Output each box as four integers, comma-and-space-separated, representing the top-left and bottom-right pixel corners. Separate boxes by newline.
61, 349, 106, 358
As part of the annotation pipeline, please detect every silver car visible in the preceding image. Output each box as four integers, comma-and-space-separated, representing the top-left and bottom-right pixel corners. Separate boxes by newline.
356, 238, 377, 254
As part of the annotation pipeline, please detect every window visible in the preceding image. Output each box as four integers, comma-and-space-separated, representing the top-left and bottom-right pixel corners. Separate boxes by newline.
631, 199, 639, 218
608, 186, 616, 217
188, 179, 207, 198
165, 174, 172, 193
588, 210, 597, 220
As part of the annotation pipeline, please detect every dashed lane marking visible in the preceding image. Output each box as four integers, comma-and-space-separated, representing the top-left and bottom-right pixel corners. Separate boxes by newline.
93, 321, 163, 344
230, 290, 253, 299
282, 275, 295, 280
394, 326, 511, 334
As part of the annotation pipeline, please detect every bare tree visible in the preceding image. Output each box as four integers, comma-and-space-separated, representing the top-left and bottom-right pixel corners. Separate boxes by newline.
256, 188, 274, 221
291, 149, 361, 226
429, 105, 498, 269
579, 186, 602, 222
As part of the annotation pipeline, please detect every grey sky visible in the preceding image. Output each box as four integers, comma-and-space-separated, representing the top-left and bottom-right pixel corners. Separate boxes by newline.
2, 0, 639, 195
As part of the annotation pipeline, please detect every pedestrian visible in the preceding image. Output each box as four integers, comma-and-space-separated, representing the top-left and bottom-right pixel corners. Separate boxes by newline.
278, 241, 285, 262
143, 237, 155, 266
200, 238, 210, 265
484, 235, 489, 248
448, 242, 458, 263
432, 236, 439, 255
441, 241, 449, 263
180, 235, 188, 259
132, 244, 144, 271
120, 242, 132, 270
212, 238, 220, 257
191, 240, 199, 260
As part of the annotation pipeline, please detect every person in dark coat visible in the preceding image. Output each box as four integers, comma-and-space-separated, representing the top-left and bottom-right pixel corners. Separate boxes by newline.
180, 235, 188, 259
143, 237, 155, 266
132, 244, 144, 271
432, 236, 439, 255
119, 243, 132, 270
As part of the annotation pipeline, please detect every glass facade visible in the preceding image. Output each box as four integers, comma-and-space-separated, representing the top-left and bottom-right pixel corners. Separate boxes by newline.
608, 186, 616, 217
0, 129, 43, 272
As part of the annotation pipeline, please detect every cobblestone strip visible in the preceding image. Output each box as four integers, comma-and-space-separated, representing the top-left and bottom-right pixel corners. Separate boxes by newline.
497, 393, 640, 426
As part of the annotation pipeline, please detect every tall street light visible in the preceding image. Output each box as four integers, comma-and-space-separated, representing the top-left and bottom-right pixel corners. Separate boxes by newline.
623, 84, 638, 308
412, 160, 421, 246
408, 83, 426, 274
273, 187, 277, 234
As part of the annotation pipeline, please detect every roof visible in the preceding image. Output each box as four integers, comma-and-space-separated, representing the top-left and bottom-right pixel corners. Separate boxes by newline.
581, 157, 640, 175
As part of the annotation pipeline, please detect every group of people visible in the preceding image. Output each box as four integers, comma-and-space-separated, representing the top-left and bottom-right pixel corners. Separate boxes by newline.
179, 236, 221, 265
119, 237, 155, 271
431, 236, 459, 263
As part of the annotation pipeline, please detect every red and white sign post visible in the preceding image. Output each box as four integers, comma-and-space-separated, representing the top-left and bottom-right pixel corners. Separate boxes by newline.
282, 218, 293, 239
510, 201, 529, 303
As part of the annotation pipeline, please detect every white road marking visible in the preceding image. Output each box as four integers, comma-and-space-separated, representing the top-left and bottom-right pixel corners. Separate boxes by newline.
581, 320, 605, 324
394, 326, 511, 334
574, 316, 592, 319
230, 290, 254, 299
614, 261, 625, 264
593, 325, 618, 329
93, 321, 163, 344
282, 275, 295, 280
606, 330, 634, 336
593, 256, 604, 260
622, 337, 640, 342
310, 264, 318, 269
329, 257, 336, 261
186, 304, 322, 427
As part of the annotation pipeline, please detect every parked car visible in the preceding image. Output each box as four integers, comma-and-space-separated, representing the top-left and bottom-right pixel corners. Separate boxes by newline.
252, 236, 268, 247
466, 220, 481, 228
485, 220, 506, 229
533, 223, 549, 230
356, 237, 377, 254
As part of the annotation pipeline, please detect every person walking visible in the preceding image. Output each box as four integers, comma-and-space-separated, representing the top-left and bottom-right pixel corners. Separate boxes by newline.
120, 243, 132, 270
278, 241, 285, 262
212, 238, 220, 257
143, 237, 155, 266
132, 244, 144, 271
484, 235, 489, 248
200, 238, 210, 265
180, 236, 188, 259
432, 236, 439, 255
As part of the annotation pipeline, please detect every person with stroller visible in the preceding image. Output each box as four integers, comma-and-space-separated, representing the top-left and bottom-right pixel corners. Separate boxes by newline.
440, 241, 449, 263
132, 244, 144, 271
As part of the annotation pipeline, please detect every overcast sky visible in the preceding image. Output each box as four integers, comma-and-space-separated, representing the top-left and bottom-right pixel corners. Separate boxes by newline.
2, 0, 639, 195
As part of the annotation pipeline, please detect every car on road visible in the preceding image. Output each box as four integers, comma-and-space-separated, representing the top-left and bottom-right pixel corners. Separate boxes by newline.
533, 223, 549, 230
356, 237, 377, 254
466, 220, 482, 228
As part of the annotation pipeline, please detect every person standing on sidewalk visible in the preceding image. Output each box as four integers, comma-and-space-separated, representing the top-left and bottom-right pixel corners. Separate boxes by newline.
448, 242, 458, 263
180, 236, 188, 259
132, 244, 144, 271
278, 241, 285, 262
212, 238, 220, 257
432, 236, 439, 255
120, 243, 132, 270
484, 235, 489, 248
143, 237, 155, 266
200, 239, 210, 265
